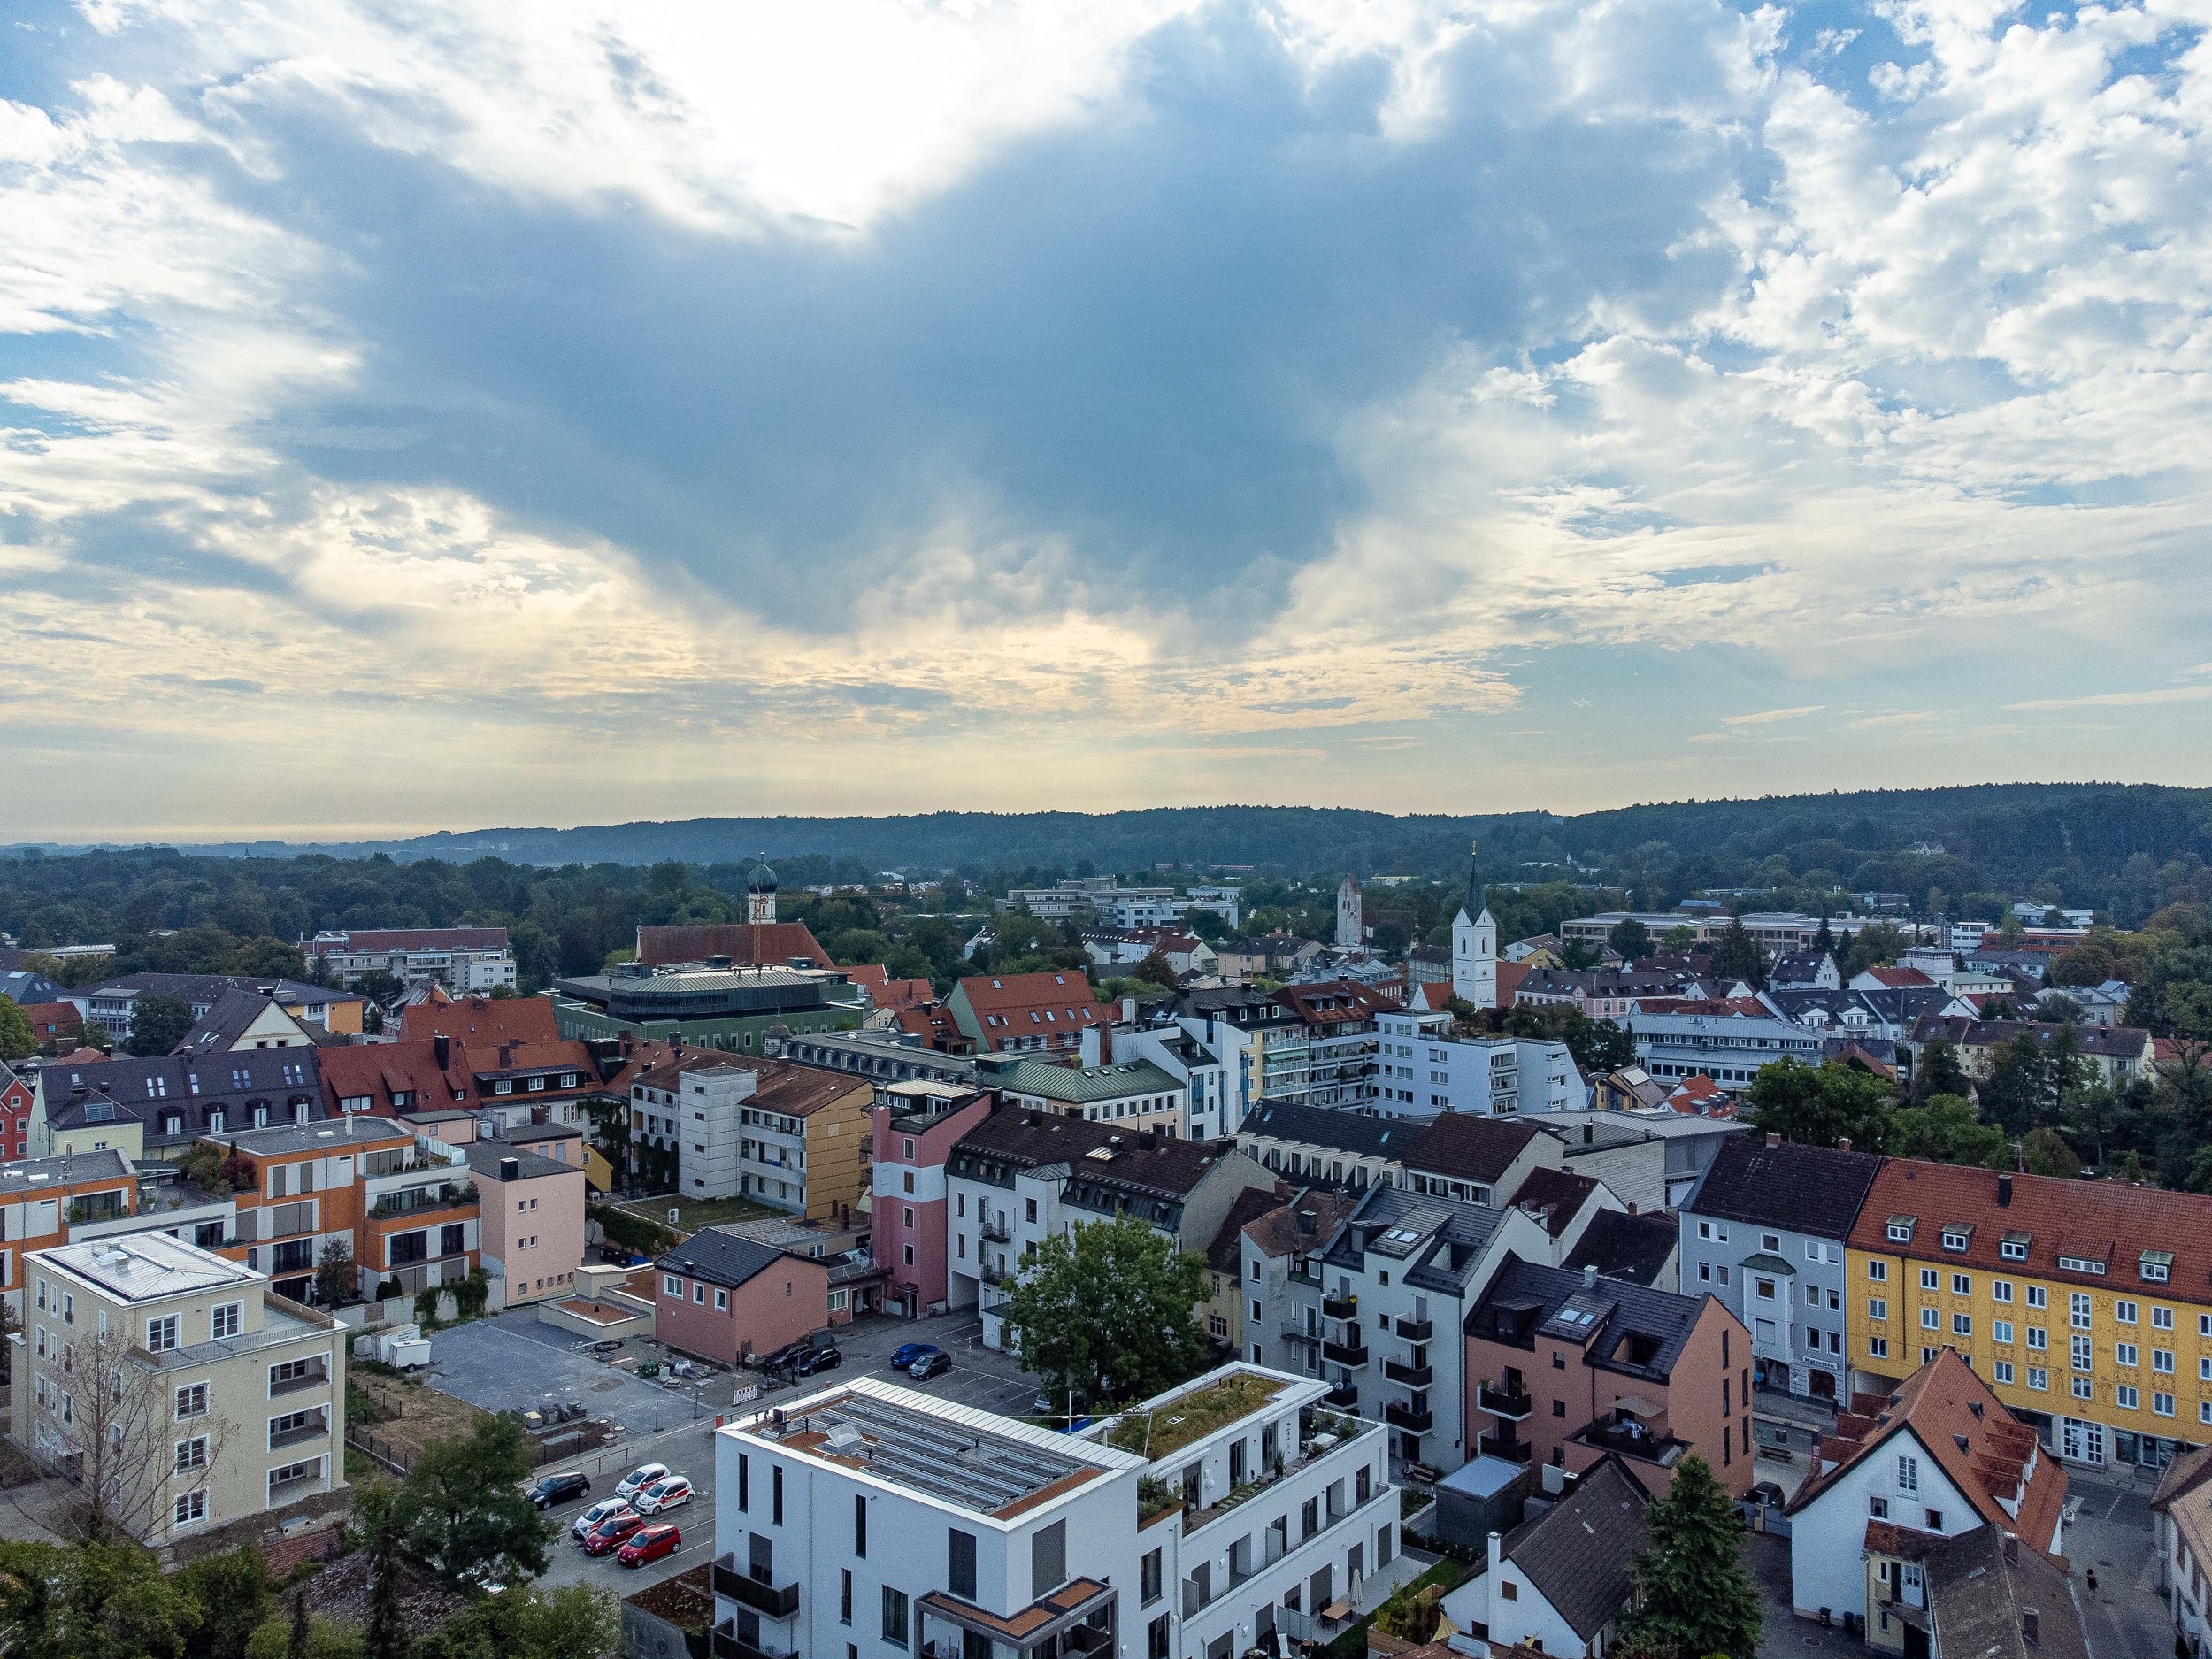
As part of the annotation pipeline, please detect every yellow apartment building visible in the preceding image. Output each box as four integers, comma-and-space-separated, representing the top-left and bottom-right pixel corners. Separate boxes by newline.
1847, 1158, 2212, 1472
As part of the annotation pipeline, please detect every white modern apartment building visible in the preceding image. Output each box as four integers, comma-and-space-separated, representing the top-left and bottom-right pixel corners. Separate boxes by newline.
1369, 1010, 1584, 1118
303, 928, 517, 993
708, 1365, 1395, 1659
1623, 1010, 1829, 1087
10, 1232, 344, 1545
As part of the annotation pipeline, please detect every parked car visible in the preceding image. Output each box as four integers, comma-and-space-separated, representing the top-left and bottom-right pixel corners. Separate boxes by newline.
793, 1346, 844, 1376
888, 1342, 941, 1371
572, 1498, 629, 1541
752, 1340, 813, 1372
616, 1463, 670, 1500
1748, 1479, 1788, 1509
910, 1352, 953, 1381
617, 1522, 682, 1568
528, 1471, 591, 1509
581, 1510, 646, 1555
633, 1475, 694, 1516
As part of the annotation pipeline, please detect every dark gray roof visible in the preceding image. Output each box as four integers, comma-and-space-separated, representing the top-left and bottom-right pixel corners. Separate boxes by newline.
222, 1117, 412, 1157
0, 1149, 131, 1197
1924, 1525, 2089, 1659
1323, 1184, 1508, 1295
1469, 1255, 1710, 1382
1685, 1134, 1885, 1238
949, 1102, 1235, 1201
1499, 1456, 1649, 1641
1562, 1210, 1680, 1288
1405, 1112, 1544, 1185
41, 1048, 326, 1145
656, 1229, 808, 1291
180, 989, 298, 1054
0, 968, 66, 1006
1239, 1100, 1413, 1162
461, 1142, 576, 1182
88, 972, 357, 1009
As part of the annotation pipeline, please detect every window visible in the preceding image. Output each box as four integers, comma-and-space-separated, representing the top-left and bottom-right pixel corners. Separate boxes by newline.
1763, 1233, 1780, 1251
664, 1275, 682, 1297
175, 1383, 209, 1420
1699, 1263, 1711, 1284
1951, 1273, 1970, 1295
854, 1492, 865, 1555
1993, 1320, 2013, 1345
1921, 1308, 1939, 1331
2072, 1335, 2093, 1371
2116, 1300, 2139, 1325
1920, 1269, 1939, 1291
1953, 1314, 1971, 1337
2071, 1293, 2093, 1330
2117, 1342, 2139, 1368
1867, 1260, 1888, 1282
174, 1489, 207, 1527
2028, 1326, 2047, 1350
1897, 1455, 1918, 1493
211, 1302, 242, 1340
2118, 1385, 2140, 1409
2073, 1376, 2093, 1400
267, 1458, 321, 1493
1032, 1519, 1067, 1595
1941, 1230, 1969, 1253
2155, 1392, 2176, 1417
715, 1289, 728, 1311
2026, 1285, 2047, 1309
1924, 1509, 1943, 1530
146, 1316, 180, 1353
773, 1465, 783, 1525
175, 1435, 208, 1472
2028, 1367, 2048, 1391
1698, 1220, 1712, 1240
1141, 1547, 1163, 1606
1869, 1495, 1889, 1518
1870, 1336, 1889, 1359
880, 1586, 909, 1650
1886, 1219, 1914, 1243
1994, 1361, 2015, 1384
1870, 1298, 1888, 1322
2155, 1307, 2175, 1331
2001, 1235, 2029, 1263
693, 1283, 705, 1304
2142, 1251, 2174, 1284
840, 1569, 852, 1624
949, 1529, 977, 1600
1993, 1280, 2013, 1303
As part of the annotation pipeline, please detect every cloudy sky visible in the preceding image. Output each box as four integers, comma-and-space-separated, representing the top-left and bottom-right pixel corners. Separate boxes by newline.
4, 0, 2208, 841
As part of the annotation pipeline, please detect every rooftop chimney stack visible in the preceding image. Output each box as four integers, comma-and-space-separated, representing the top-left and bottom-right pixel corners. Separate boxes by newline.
1998, 1174, 2013, 1208
1837, 1137, 1852, 1154
1584, 1263, 1598, 1289
1766, 1131, 1781, 1148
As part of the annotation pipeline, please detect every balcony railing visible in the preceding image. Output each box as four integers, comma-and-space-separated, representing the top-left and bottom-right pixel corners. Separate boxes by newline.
979, 1219, 1012, 1243
369, 1182, 478, 1221
1575, 1421, 1686, 1464
713, 1558, 801, 1617
1477, 1384, 1532, 1419
1385, 1402, 1434, 1434
1322, 1340, 1367, 1368
1477, 1432, 1532, 1463
269, 1362, 331, 1397
1324, 1383, 1360, 1409
269, 1414, 330, 1450
1393, 1316, 1433, 1341
710, 1624, 797, 1659
1322, 1294, 1358, 1320
1281, 1325, 1322, 1347
1382, 1358, 1433, 1387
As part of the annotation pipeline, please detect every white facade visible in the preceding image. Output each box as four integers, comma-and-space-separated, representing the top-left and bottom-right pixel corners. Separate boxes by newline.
1625, 1011, 1829, 1086
1116, 1027, 1233, 1142
1334, 877, 1363, 949
1370, 1011, 1582, 1119
672, 1064, 760, 1201
710, 1368, 1395, 1659
1450, 849, 1498, 1011
1788, 1430, 1984, 1624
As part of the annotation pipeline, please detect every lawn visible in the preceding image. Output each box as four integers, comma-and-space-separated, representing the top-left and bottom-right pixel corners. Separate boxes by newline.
611, 1193, 781, 1237
1099, 1373, 1284, 1459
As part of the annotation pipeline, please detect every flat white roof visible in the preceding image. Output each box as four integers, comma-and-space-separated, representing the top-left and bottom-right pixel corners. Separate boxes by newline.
42, 1231, 258, 1302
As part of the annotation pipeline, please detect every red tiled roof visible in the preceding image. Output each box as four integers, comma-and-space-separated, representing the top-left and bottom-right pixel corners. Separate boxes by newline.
399, 995, 559, 1047
1271, 980, 1393, 1026
841, 964, 934, 1012
1863, 965, 1935, 987
952, 972, 1113, 1050
1509, 1167, 1601, 1238
1496, 961, 1533, 1005
635, 922, 831, 969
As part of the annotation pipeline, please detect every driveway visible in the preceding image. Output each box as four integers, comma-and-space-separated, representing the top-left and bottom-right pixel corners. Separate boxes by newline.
822, 1313, 1044, 1418
2063, 1461, 2170, 1658
419, 1312, 718, 1436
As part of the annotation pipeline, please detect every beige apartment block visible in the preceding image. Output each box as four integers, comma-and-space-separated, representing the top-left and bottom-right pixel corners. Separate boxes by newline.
8, 1231, 345, 1545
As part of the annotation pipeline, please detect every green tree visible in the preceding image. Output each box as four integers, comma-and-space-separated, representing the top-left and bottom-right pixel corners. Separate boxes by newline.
2062, 1085, 2125, 1168
314, 1238, 356, 1307
1743, 1058, 1895, 1150
1709, 918, 1768, 988
1659, 925, 1697, 955
0, 995, 34, 1061
417, 1585, 620, 1659
286, 1588, 311, 1659
1886, 1095, 2009, 1168
353, 971, 403, 1008
1839, 921, 1909, 979
396, 1416, 549, 1590
1133, 952, 1177, 987
1002, 1212, 1210, 1409
1608, 918, 1654, 962
177, 1544, 273, 1659
1907, 1040, 1969, 1108
2022, 1126, 2081, 1178
27, 1540, 190, 1659
126, 994, 196, 1056
1616, 1454, 1762, 1659
354, 1484, 411, 1659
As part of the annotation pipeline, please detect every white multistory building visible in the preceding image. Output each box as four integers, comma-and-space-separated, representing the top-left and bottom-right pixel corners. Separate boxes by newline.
1369, 1009, 1583, 1118
708, 1364, 1396, 1659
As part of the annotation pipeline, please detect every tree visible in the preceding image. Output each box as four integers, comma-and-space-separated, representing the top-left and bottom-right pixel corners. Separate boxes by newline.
1660, 925, 1696, 955
2062, 1085, 2125, 1168
126, 995, 195, 1057
1908, 1040, 1969, 1109
1812, 915, 1836, 958
2152, 983, 2212, 1118
177, 1545, 273, 1659
1132, 952, 1177, 988
413, 1586, 620, 1659
353, 971, 403, 1008
314, 1238, 356, 1307
0, 995, 34, 1061
46, 1320, 229, 1543
2022, 1126, 2080, 1178
1742, 1059, 1895, 1151
1709, 918, 1768, 989
354, 1484, 411, 1659
1001, 1212, 1210, 1409
1502, 1004, 1634, 1076
286, 1589, 311, 1659
1607, 918, 1653, 962
1616, 1454, 1762, 1659
396, 1416, 549, 1590
2034, 991, 2085, 1025
1886, 1095, 2009, 1169
1839, 921, 1909, 980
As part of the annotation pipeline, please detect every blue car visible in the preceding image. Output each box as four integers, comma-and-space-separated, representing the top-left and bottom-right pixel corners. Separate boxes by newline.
888, 1342, 941, 1371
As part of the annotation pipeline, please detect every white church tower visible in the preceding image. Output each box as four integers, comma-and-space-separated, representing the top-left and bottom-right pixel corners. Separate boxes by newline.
1451, 840, 1498, 1009
1335, 874, 1363, 949
746, 854, 777, 926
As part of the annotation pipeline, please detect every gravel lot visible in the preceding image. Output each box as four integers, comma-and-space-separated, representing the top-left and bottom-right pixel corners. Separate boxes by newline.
417, 1312, 720, 1435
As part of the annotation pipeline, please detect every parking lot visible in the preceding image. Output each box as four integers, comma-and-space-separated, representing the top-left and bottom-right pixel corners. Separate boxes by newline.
416, 1312, 720, 1434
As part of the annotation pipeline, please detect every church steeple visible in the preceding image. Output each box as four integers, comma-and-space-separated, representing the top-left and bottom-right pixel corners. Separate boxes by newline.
1462, 839, 1484, 922
1451, 837, 1498, 1009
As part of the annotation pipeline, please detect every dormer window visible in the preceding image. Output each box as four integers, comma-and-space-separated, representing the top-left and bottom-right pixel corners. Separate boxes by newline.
2141, 1251, 2174, 1285
2056, 1254, 2107, 1276
1941, 1227, 1971, 1254
1886, 1216, 1916, 1244
2001, 1233, 2031, 1263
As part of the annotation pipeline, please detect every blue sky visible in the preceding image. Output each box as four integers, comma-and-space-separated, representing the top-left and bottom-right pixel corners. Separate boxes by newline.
3, 0, 2208, 841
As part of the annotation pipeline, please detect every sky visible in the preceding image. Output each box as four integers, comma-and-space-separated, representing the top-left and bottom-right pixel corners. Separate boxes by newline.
3, 0, 2209, 843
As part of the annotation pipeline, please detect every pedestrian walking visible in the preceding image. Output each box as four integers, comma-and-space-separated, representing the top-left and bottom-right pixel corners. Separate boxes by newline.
2085, 1567, 2099, 1595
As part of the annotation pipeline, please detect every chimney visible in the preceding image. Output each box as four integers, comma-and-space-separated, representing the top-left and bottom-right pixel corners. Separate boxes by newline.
1121, 995, 1136, 1024
434, 1034, 449, 1071
1837, 1137, 1852, 1154
1583, 1263, 1598, 1289
1582, 1123, 1594, 1144
1998, 1173, 2013, 1208
498, 1156, 520, 1182
1625, 1201, 1637, 1216
1765, 1131, 1781, 1148
2002, 1532, 2018, 1565
2021, 1608, 2039, 1647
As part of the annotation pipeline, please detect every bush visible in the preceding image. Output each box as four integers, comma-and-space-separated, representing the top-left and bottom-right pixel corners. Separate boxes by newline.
590, 1204, 677, 1257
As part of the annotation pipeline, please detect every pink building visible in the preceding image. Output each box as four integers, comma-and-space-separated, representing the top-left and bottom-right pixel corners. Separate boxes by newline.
870, 1082, 995, 1317
465, 1143, 588, 1307
655, 1232, 827, 1365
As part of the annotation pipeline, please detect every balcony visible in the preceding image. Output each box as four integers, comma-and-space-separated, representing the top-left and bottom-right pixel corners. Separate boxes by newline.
979, 1218, 1012, 1243
1477, 1383, 1532, 1420
1477, 1432, 1532, 1463
267, 1468, 324, 1503
1574, 1420, 1686, 1466
269, 1412, 330, 1451
1322, 1293, 1358, 1320
269, 1360, 331, 1397
1281, 1324, 1322, 1348
1394, 1317, 1433, 1341
1324, 1383, 1361, 1409
710, 1624, 796, 1659
714, 1558, 801, 1617
1384, 1401, 1434, 1433
1382, 1358, 1433, 1387
368, 1181, 478, 1221
1322, 1340, 1368, 1368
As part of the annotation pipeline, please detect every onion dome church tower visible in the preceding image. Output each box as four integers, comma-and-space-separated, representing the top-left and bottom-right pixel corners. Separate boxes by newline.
746, 855, 777, 926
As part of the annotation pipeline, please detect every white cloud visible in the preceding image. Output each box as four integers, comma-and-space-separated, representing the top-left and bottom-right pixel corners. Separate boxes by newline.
1723, 703, 1824, 725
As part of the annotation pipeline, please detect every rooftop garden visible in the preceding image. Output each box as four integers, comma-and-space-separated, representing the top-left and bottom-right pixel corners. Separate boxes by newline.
1099, 1373, 1282, 1460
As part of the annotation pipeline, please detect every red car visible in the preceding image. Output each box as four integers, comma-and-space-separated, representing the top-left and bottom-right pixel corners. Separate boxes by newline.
617, 1522, 681, 1567
581, 1509, 646, 1555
